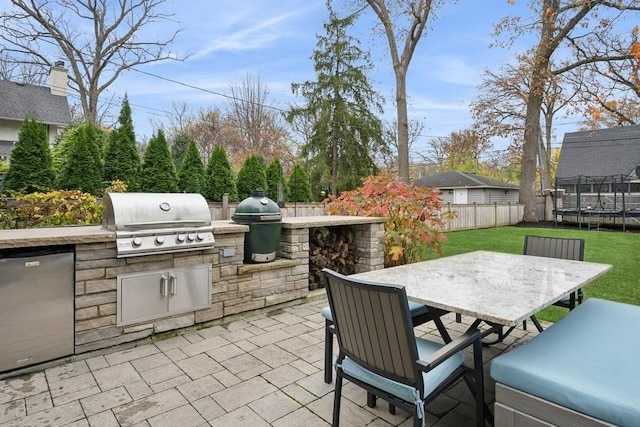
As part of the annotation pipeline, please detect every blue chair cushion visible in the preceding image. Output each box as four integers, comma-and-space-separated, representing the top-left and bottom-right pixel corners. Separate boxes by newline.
341, 337, 464, 400
491, 298, 640, 427
322, 300, 429, 322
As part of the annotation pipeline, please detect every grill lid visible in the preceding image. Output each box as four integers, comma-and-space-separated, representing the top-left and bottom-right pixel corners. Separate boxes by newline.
232, 190, 282, 222
102, 192, 214, 257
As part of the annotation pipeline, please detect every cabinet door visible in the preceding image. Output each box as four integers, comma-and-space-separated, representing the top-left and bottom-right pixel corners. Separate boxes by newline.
119, 271, 169, 326
167, 264, 212, 314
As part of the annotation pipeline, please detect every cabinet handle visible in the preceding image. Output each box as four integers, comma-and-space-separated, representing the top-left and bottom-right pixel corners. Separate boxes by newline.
170, 274, 177, 295
160, 275, 168, 296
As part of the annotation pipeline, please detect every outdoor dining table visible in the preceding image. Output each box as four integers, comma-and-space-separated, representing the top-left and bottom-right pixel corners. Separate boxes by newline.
351, 250, 613, 342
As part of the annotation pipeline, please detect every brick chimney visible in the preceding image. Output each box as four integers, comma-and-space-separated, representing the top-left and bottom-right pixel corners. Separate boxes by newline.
50, 61, 67, 96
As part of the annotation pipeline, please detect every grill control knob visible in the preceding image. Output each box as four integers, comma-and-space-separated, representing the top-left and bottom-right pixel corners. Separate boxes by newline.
155, 235, 165, 245
196, 232, 205, 241
187, 232, 196, 242
132, 237, 142, 247
176, 233, 186, 243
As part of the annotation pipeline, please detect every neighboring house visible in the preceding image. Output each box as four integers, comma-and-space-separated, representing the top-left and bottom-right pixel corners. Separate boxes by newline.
0, 62, 71, 161
414, 170, 519, 204
555, 125, 640, 194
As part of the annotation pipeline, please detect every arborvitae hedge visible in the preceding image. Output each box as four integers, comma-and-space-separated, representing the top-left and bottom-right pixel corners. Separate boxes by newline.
58, 123, 104, 195
236, 154, 268, 201
287, 163, 313, 202
204, 146, 238, 202
170, 132, 191, 169
104, 95, 141, 191
3, 118, 56, 193
265, 159, 285, 202
177, 140, 205, 193
53, 125, 108, 181
140, 130, 178, 193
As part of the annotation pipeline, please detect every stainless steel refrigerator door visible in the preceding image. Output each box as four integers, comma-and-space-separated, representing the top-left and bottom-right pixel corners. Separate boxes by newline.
0, 250, 74, 373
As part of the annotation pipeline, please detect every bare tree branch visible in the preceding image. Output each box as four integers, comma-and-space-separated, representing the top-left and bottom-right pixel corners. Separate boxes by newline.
0, 0, 184, 124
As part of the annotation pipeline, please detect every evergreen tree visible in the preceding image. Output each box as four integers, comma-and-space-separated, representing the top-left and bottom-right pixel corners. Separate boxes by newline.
287, 163, 312, 202
236, 154, 268, 201
51, 125, 107, 179
104, 95, 141, 190
177, 140, 205, 193
286, 8, 383, 196
140, 129, 178, 192
265, 159, 285, 201
58, 123, 104, 195
170, 132, 191, 169
3, 118, 55, 193
204, 145, 238, 202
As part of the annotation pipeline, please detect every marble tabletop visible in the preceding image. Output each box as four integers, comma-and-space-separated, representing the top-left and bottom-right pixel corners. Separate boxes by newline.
352, 250, 612, 326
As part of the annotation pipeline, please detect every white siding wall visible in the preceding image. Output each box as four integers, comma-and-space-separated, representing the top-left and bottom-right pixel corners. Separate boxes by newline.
0, 118, 62, 149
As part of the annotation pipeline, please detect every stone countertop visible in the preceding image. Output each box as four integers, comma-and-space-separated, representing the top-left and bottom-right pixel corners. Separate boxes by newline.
353, 250, 612, 326
281, 215, 385, 228
0, 226, 114, 249
0, 216, 380, 248
0, 221, 249, 249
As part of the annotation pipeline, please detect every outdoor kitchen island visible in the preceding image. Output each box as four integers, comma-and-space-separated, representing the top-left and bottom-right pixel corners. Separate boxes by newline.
0, 215, 385, 376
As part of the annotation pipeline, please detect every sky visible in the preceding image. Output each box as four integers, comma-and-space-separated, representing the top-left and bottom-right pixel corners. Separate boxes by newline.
89, 1, 580, 159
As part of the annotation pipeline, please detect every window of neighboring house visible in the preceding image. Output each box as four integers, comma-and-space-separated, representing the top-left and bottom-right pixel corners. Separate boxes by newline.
578, 184, 592, 193
630, 182, 640, 193
559, 184, 574, 194
613, 182, 629, 194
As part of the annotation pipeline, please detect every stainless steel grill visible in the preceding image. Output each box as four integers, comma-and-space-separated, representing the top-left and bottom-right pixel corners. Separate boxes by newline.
102, 192, 215, 258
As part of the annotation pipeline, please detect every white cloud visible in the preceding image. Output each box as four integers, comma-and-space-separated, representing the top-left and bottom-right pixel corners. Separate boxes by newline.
420, 54, 484, 86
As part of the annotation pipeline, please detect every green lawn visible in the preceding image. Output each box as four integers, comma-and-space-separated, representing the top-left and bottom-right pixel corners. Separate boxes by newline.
422, 225, 640, 323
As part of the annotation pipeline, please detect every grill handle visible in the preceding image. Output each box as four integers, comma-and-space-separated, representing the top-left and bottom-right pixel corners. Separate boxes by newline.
169, 274, 177, 295
160, 275, 168, 296
124, 220, 209, 229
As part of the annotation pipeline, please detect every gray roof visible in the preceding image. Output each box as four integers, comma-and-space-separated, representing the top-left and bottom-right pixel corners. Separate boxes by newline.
556, 125, 640, 180
414, 170, 519, 190
0, 79, 71, 125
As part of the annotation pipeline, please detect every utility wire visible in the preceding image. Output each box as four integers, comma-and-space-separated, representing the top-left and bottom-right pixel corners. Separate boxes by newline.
129, 67, 289, 113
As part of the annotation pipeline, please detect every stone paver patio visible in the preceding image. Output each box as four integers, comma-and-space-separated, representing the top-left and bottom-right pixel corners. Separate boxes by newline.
0, 296, 540, 427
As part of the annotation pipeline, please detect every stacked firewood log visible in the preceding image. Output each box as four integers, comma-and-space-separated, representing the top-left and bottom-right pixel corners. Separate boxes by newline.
309, 226, 358, 289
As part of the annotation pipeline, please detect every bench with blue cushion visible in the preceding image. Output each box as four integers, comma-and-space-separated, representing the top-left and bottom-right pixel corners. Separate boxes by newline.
491, 298, 640, 427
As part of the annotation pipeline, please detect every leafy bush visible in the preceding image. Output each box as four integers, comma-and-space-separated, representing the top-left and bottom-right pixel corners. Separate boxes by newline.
236, 154, 268, 201
58, 123, 104, 195
325, 174, 454, 267
1, 190, 102, 229
265, 159, 285, 201
104, 179, 127, 193
3, 118, 56, 193
140, 130, 178, 193
287, 163, 313, 202
177, 140, 205, 193
204, 146, 238, 202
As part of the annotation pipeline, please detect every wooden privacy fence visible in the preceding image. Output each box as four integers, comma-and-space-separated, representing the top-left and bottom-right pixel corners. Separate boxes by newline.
442, 203, 524, 231
210, 196, 524, 231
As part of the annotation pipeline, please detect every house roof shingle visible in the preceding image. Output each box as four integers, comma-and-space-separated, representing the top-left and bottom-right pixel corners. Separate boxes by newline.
0, 79, 71, 125
556, 125, 640, 180
414, 170, 519, 190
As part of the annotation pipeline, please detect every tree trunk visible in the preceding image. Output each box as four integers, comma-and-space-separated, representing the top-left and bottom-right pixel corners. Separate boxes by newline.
521, 107, 540, 222
395, 70, 410, 181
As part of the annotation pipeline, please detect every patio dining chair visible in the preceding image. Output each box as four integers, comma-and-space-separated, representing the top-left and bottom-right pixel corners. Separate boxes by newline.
522, 235, 585, 331
322, 268, 486, 427
322, 291, 441, 383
